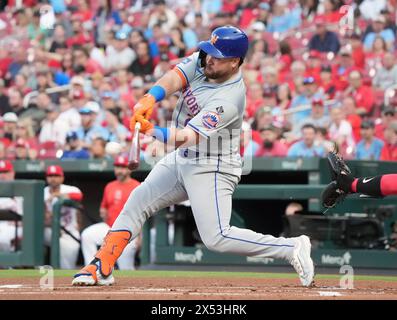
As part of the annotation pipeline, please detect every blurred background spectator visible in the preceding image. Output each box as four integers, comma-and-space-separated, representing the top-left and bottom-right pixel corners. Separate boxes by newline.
61, 131, 90, 160
287, 124, 326, 158
256, 125, 288, 157
90, 137, 109, 159
363, 15, 395, 52
290, 98, 330, 140
308, 16, 340, 54
375, 107, 396, 140
380, 121, 397, 161
355, 120, 384, 160
373, 53, 397, 90
344, 70, 374, 116
329, 106, 356, 159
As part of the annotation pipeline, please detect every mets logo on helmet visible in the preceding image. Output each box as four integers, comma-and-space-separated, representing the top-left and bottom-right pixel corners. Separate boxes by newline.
202, 111, 220, 129
210, 34, 219, 45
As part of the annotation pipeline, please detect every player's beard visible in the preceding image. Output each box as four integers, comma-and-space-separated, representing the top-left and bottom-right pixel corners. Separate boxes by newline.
203, 65, 230, 80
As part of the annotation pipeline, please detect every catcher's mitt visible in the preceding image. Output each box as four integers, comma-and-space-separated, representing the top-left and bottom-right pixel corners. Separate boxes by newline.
321, 152, 354, 209
321, 181, 347, 209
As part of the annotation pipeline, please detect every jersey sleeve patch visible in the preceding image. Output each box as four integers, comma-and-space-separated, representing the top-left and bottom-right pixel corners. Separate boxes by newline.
181, 57, 192, 64
201, 111, 220, 130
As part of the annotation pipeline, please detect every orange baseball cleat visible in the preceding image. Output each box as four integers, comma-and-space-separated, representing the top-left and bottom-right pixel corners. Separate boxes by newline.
72, 230, 132, 286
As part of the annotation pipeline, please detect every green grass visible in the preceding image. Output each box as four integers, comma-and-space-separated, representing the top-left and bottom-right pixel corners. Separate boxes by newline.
0, 269, 397, 282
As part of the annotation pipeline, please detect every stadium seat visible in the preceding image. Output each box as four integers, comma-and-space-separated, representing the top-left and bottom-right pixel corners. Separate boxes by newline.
37, 142, 58, 160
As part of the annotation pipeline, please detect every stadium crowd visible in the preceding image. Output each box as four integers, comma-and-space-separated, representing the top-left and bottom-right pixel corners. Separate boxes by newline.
0, 0, 396, 162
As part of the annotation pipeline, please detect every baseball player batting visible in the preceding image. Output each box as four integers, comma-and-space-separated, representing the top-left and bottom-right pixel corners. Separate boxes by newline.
72, 26, 314, 287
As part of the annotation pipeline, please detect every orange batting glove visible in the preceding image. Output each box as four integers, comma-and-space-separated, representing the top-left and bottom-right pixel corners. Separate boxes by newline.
134, 114, 154, 134
129, 94, 156, 131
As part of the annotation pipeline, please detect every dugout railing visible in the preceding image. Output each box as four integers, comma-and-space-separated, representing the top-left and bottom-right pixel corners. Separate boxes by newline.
0, 180, 45, 267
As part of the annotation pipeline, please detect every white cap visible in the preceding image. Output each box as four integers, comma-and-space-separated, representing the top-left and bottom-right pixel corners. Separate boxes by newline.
131, 77, 144, 88
276, 0, 288, 6
84, 101, 100, 113
340, 45, 352, 56
262, 66, 278, 75
3, 112, 18, 123
374, 15, 386, 23
71, 76, 85, 86
251, 21, 266, 32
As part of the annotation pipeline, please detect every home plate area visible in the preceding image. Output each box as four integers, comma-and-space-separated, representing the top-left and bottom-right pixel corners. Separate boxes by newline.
0, 277, 396, 300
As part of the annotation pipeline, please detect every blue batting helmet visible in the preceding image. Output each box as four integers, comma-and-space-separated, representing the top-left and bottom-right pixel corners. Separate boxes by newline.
198, 25, 249, 59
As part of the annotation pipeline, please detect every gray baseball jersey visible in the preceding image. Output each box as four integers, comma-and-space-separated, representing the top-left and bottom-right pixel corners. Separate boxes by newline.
112, 52, 298, 264
173, 53, 244, 161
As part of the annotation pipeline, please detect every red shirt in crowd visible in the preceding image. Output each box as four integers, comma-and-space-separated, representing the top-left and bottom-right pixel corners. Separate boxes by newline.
222, 0, 239, 13
256, 141, 288, 157
0, 57, 12, 78
351, 85, 375, 114
246, 97, 265, 119
375, 123, 386, 140
7, 0, 37, 7
318, 12, 344, 24
364, 52, 385, 71
0, 137, 11, 148
380, 143, 397, 161
352, 45, 366, 70
252, 130, 263, 145
74, 10, 93, 22
332, 65, 355, 91
100, 178, 140, 227
319, 80, 338, 99
305, 67, 321, 85
239, 8, 257, 29
346, 113, 362, 142
278, 54, 293, 83
66, 33, 94, 49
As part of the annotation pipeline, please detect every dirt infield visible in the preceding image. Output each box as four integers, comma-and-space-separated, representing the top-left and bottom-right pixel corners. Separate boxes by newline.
0, 276, 397, 300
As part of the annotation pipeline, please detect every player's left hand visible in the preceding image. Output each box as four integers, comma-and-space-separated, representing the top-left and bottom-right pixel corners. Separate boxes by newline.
130, 94, 156, 131
134, 114, 154, 134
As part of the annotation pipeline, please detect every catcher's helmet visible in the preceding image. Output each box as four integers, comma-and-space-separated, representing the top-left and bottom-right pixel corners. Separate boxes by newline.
198, 25, 249, 59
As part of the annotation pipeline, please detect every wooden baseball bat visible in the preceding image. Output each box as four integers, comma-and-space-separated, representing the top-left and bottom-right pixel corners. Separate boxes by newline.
128, 122, 141, 171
